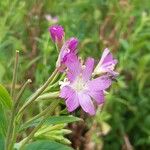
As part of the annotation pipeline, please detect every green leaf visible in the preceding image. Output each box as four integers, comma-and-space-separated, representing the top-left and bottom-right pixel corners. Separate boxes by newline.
0, 84, 12, 109
0, 62, 5, 82
20, 115, 82, 132
0, 134, 4, 150
24, 140, 73, 150
0, 104, 7, 136
44, 115, 82, 125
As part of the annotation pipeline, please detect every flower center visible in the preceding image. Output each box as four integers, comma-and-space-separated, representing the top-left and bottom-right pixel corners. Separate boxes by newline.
72, 75, 87, 92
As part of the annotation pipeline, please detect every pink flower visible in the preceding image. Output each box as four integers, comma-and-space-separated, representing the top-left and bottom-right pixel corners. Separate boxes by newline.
56, 37, 78, 68
94, 48, 118, 76
45, 15, 58, 24
49, 25, 64, 47
60, 57, 112, 115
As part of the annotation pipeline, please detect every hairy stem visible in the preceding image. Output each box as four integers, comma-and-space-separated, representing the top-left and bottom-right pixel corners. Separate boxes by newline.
44, 73, 65, 93
36, 91, 59, 101
5, 51, 19, 150
17, 69, 59, 117
5, 79, 31, 150
11, 50, 19, 98
15, 79, 32, 111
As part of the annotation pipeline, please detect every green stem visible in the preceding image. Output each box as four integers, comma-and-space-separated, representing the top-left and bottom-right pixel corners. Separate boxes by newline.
20, 97, 59, 132
15, 79, 32, 111
43, 73, 65, 93
36, 91, 59, 101
19, 100, 59, 150
8, 119, 17, 150
49, 70, 59, 84
5, 105, 16, 150
43, 82, 59, 93
11, 50, 19, 99
17, 69, 59, 117
5, 79, 32, 150
55, 43, 59, 52
5, 51, 19, 150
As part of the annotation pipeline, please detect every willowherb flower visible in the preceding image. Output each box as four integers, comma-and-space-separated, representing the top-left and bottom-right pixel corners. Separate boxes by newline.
94, 48, 118, 76
56, 37, 78, 68
49, 25, 65, 48
45, 14, 58, 24
60, 57, 112, 115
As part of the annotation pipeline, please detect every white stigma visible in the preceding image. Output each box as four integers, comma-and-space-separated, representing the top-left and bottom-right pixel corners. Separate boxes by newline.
71, 75, 87, 92
59, 78, 70, 89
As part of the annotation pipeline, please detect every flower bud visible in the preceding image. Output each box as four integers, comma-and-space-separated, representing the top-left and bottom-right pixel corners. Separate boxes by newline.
49, 25, 65, 48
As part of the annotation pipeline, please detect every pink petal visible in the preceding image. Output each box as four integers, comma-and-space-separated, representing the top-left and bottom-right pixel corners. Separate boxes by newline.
82, 57, 94, 81
65, 54, 81, 82
66, 92, 79, 112
88, 90, 104, 104
102, 59, 117, 68
87, 75, 112, 91
49, 25, 64, 42
94, 48, 118, 76
102, 52, 113, 64
108, 70, 119, 77
101, 59, 118, 76
99, 48, 111, 65
60, 86, 74, 99
78, 92, 95, 115
113, 59, 118, 65
56, 37, 78, 68
60, 37, 78, 63
67, 37, 78, 53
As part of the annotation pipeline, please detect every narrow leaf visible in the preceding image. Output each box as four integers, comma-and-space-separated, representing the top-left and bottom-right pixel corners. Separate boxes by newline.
0, 84, 12, 109
20, 115, 82, 132
24, 140, 73, 150
0, 104, 7, 136
0, 134, 4, 150
44, 115, 82, 125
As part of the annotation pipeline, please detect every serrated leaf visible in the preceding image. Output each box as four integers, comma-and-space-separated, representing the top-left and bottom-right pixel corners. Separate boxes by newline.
24, 140, 73, 150
0, 84, 12, 109
20, 115, 82, 132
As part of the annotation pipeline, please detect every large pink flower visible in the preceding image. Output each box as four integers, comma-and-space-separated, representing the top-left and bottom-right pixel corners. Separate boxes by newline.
94, 48, 118, 76
60, 57, 112, 115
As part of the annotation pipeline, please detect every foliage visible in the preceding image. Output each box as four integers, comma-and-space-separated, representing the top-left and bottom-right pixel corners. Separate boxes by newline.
24, 140, 73, 150
0, 0, 150, 150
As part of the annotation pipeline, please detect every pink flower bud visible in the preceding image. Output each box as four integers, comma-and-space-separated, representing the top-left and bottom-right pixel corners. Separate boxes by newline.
49, 25, 65, 45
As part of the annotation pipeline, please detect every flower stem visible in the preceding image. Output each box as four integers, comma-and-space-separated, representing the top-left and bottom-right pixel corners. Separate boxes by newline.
11, 50, 19, 99
15, 79, 32, 111
5, 106, 16, 150
5, 79, 31, 150
19, 100, 59, 149
49, 71, 59, 84
44, 73, 65, 93
17, 69, 59, 117
36, 91, 59, 101
20, 96, 59, 132
5, 50, 19, 150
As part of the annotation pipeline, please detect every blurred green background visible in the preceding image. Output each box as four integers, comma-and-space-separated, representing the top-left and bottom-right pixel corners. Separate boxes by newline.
0, 0, 150, 149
